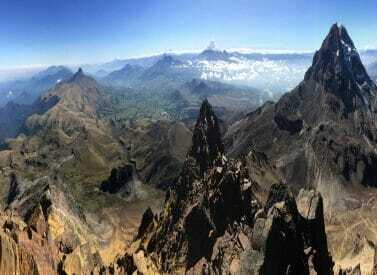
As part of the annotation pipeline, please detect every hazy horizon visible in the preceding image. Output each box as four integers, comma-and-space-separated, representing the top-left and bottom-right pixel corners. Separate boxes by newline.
2, 0, 377, 70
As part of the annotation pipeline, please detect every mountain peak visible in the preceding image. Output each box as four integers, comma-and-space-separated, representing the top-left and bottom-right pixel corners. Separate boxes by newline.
66, 68, 98, 88
306, 24, 368, 82
304, 24, 375, 111
68, 68, 86, 82
189, 99, 224, 174
76, 67, 84, 75
198, 43, 231, 61
324, 23, 355, 52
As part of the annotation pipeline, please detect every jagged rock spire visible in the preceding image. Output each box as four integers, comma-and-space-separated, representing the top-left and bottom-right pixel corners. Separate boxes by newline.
305, 23, 376, 112
189, 99, 224, 174
69, 68, 85, 82
66, 67, 98, 88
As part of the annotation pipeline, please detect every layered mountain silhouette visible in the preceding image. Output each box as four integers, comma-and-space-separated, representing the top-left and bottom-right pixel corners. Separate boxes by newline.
101, 54, 200, 90
0, 66, 73, 106
0, 66, 75, 142
0, 96, 58, 143
137, 55, 199, 87
103, 64, 145, 87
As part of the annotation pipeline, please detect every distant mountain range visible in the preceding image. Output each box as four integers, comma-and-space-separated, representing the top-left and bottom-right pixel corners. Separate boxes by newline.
91, 45, 377, 98
2, 47, 377, 108
0, 66, 73, 106
95, 48, 312, 96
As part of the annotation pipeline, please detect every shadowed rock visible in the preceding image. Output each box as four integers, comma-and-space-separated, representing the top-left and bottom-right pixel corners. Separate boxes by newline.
189, 99, 224, 174
111, 101, 334, 275
100, 165, 133, 194
226, 23, 377, 194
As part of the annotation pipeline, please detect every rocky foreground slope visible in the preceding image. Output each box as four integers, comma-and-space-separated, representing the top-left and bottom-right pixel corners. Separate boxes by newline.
225, 24, 377, 273
226, 23, 377, 191
0, 69, 179, 274
1, 24, 377, 274
100, 100, 335, 274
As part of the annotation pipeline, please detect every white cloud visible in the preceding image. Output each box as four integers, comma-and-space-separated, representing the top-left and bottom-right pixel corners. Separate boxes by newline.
227, 47, 313, 54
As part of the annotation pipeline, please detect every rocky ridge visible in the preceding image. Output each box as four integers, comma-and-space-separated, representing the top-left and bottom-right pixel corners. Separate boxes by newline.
0, 69, 166, 274
225, 24, 377, 272
226, 24, 377, 190
106, 100, 334, 274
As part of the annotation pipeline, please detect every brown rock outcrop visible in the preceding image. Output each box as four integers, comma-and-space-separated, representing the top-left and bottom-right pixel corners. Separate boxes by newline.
110, 100, 334, 274
0, 210, 58, 274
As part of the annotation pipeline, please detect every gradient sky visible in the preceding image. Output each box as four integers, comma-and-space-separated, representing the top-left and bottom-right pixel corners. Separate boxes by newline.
1, 0, 377, 68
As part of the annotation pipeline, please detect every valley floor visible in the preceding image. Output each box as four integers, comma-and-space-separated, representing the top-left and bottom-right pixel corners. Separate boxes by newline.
86, 185, 165, 265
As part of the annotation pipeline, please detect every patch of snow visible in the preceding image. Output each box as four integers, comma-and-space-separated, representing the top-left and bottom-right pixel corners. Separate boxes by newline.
341, 40, 355, 53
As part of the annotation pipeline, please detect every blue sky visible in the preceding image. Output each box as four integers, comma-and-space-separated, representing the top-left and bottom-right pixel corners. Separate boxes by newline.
1, 0, 377, 68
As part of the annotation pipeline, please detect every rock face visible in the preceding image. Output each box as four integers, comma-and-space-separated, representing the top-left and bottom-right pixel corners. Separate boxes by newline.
0, 93, 59, 143
112, 100, 334, 274
305, 24, 375, 114
0, 210, 57, 275
0, 69, 152, 274
225, 24, 377, 272
100, 165, 134, 194
226, 23, 377, 196
117, 120, 192, 190
0, 232, 39, 275
189, 98, 224, 174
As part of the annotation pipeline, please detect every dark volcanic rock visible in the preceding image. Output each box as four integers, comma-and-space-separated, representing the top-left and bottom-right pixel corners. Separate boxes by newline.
189, 98, 224, 174
225, 24, 377, 199
7, 173, 20, 205
264, 183, 297, 213
253, 184, 334, 275
274, 114, 303, 135
100, 165, 133, 194
114, 100, 334, 274
136, 207, 154, 240
304, 24, 375, 114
